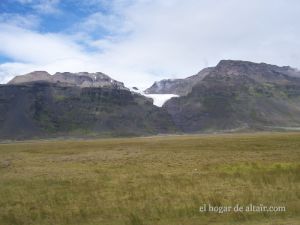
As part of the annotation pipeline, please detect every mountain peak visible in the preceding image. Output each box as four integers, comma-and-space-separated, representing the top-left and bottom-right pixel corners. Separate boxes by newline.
8, 71, 128, 90
9, 71, 51, 84
29, 71, 50, 75
216, 59, 269, 71
207, 59, 300, 84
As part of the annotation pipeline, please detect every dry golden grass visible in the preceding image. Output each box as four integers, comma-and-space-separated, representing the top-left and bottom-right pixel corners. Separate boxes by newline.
0, 132, 299, 225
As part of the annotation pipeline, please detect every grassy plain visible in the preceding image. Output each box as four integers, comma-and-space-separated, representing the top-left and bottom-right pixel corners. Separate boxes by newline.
0, 132, 299, 225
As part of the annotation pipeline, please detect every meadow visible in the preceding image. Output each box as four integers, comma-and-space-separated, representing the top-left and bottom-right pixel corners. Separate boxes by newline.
0, 132, 299, 225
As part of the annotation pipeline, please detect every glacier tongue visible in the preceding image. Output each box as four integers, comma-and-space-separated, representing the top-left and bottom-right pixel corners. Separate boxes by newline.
143, 94, 179, 107
129, 87, 178, 107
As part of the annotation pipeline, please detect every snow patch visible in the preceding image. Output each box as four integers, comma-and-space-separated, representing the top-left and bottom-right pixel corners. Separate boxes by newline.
129, 87, 178, 107
144, 94, 179, 107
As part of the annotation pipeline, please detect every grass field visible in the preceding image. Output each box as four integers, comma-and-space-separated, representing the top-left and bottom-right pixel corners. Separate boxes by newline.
0, 132, 299, 225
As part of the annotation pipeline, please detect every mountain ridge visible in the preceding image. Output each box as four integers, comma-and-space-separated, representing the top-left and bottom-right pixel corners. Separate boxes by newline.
163, 60, 300, 132
2, 59, 300, 139
8, 71, 128, 90
145, 60, 300, 96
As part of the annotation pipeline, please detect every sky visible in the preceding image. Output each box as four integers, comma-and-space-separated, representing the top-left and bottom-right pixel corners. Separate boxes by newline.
0, 0, 299, 89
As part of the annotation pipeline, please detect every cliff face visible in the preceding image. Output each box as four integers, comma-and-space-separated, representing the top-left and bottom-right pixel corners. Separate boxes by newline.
1, 71, 179, 140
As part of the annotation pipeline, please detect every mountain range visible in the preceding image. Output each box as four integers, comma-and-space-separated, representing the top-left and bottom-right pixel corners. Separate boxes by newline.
1, 60, 300, 140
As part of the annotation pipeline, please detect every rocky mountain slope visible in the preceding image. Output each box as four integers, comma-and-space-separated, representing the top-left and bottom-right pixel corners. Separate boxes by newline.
144, 68, 213, 96
9, 71, 127, 89
0, 73, 177, 140
163, 60, 300, 132
145, 61, 300, 96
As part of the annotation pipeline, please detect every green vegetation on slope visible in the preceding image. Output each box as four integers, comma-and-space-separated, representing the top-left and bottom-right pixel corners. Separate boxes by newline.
0, 132, 299, 225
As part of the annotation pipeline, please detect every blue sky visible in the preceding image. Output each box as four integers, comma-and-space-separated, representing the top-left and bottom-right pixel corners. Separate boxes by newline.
0, 0, 300, 88
0, 0, 118, 42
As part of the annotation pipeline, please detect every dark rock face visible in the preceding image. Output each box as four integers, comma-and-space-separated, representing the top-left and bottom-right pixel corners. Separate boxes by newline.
163, 60, 300, 132
8, 71, 127, 90
144, 67, 213, 96
0, 83, 177, 140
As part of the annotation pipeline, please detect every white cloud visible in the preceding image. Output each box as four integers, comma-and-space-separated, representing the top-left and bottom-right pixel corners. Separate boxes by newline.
0, 24, 86, 64
0, 62, 36, 84
0, 13, 40, 29
102, 0, 300, 75
0, 23, 155, 88
33, 0, 61, 14
76, 12, 127, 35
1, 0, 300, 89
16, 0, 61, 14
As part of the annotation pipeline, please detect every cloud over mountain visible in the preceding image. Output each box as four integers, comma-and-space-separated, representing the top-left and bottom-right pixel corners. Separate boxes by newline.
0, 0, 300, 88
